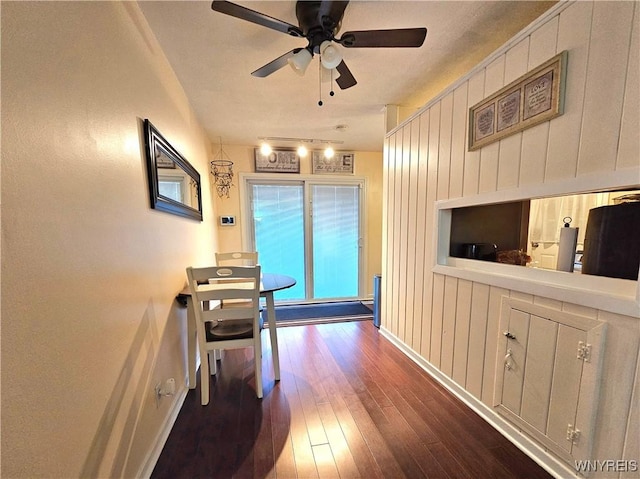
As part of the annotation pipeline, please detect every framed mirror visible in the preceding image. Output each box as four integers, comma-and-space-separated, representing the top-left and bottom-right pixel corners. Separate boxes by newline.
143, 119, 202, 221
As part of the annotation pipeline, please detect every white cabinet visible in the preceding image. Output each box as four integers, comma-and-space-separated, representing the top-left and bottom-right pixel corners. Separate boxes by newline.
494, 298, 606, 464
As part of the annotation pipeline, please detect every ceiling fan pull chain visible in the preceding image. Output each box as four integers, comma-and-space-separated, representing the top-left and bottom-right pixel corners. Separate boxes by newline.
330, 68, 335, 97
318, 59, 323, 106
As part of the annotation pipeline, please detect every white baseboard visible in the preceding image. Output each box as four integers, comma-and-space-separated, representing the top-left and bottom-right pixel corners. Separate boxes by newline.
137, 385, 189, 479
379, 326, 577, 479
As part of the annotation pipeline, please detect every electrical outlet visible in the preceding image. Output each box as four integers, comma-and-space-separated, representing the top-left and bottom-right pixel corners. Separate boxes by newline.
165, 378, 176, 395
154, 378, 176, 408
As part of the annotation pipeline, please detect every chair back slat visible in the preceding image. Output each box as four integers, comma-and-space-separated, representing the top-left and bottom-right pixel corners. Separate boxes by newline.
201, 307, 254, 322
193, 284, 256, 301
188, 265, 258, 282
215, 251, 258, 267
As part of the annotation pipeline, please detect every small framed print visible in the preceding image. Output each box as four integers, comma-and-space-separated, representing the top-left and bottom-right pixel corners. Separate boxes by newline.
469, 50, 567, 151
497, 88, 521, 132
312, 151, 354, 175
473, 103, 495, 141
523, 70, 554, 120
254, 148, 300, 173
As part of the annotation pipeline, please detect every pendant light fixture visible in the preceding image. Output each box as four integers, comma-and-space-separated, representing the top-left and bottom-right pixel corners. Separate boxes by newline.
210, 137, 234, 198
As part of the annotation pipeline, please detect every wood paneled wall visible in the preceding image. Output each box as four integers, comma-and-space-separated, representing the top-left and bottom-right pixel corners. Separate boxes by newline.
382, 2, 639, 476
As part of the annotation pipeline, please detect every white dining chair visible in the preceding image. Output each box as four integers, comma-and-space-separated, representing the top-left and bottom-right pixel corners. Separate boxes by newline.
186, 264, 266, 405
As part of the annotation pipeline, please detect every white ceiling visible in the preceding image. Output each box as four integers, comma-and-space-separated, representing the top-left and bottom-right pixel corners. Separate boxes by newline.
138, 1, 555, 152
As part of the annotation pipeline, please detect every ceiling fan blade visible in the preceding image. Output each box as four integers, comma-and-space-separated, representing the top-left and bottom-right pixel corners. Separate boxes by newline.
251, 49, 302, 78
338, 27, 427, 48
335, 60, 357, 89
211, 1, 304, 37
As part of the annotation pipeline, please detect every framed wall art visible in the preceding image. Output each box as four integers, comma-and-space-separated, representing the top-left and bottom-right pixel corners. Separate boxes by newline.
312, 151, 354, 175
468, 50, 567, 151
254, 148, 300, 173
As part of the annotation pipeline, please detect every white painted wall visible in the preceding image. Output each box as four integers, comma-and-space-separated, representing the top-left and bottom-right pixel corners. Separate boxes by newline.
382, 2, 639, 477
1, 2, 218, 477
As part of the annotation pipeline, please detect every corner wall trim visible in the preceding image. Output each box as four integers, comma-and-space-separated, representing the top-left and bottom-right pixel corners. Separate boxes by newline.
378, 326, 575, 479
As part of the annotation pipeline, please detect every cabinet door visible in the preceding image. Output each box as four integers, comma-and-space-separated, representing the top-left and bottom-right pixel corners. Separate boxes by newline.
494, 298, 606, 464
547, 324, 586, 454
521, 315, 558, 434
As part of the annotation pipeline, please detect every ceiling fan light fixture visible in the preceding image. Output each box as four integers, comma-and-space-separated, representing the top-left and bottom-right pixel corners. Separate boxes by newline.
288, 48, 313, 76
319, 41, 342, 69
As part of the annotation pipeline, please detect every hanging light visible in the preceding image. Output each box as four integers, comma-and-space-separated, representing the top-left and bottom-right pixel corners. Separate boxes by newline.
320, 41, 342, 69
210, 138, 234, 198
288, 48, 313, 76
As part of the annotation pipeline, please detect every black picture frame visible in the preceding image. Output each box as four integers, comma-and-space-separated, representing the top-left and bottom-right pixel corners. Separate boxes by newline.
143, 119, 203, 221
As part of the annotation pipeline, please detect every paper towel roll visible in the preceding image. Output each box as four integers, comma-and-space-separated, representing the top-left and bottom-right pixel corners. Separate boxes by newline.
557, 226, 579, 272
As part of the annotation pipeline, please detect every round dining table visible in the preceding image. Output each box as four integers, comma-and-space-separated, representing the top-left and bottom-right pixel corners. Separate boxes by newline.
177, 272, 296, 389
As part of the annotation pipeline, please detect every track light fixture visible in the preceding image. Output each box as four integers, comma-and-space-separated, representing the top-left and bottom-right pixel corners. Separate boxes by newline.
259, 142, 272, 156
297, 145, 308, 157
323, 147, 335, 159
258, 136, 344, 145
257, 136, 343, 161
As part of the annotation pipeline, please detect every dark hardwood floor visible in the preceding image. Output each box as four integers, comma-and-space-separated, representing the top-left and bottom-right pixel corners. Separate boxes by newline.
152, 320, 553, 479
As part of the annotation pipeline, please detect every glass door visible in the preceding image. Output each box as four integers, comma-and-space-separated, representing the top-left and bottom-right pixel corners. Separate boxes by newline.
247, 178, 363, 302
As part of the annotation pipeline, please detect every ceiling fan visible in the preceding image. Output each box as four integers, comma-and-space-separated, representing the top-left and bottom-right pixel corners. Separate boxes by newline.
210, 0, 427, 94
